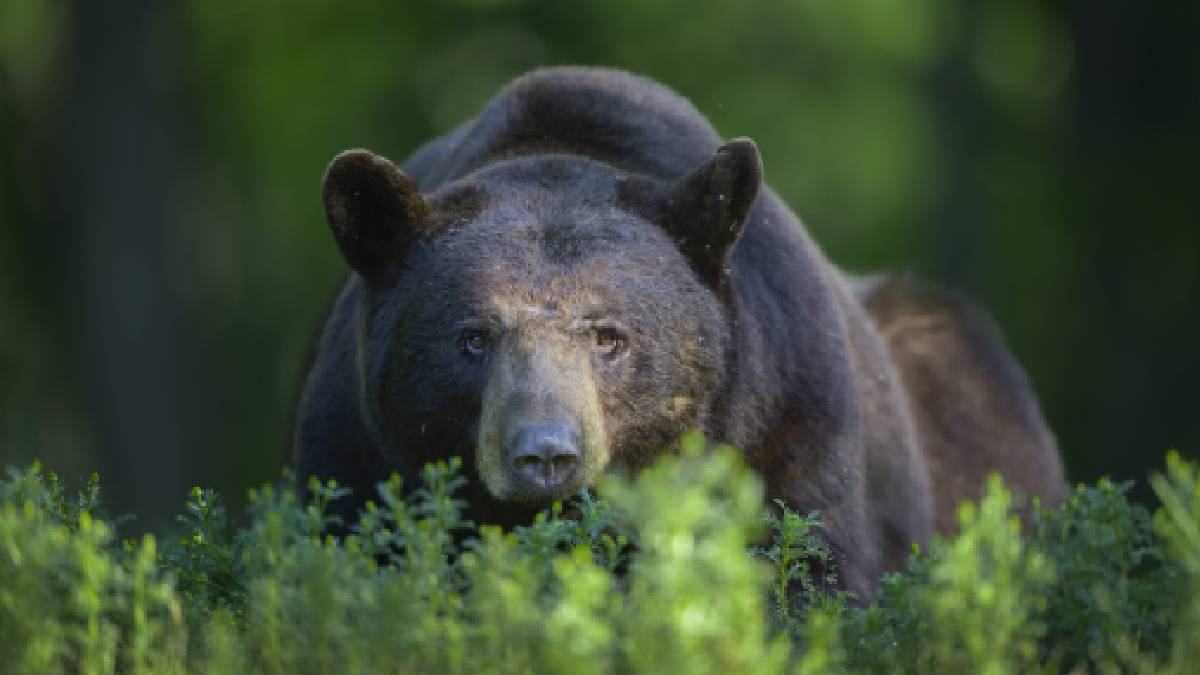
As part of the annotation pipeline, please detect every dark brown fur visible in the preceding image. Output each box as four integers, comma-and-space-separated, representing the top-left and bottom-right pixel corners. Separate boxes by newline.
856, 275, 1066, 533
294, 67, 1065, 601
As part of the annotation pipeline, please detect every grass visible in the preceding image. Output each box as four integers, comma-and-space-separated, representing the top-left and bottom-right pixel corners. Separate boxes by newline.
1, 431, 1197, 674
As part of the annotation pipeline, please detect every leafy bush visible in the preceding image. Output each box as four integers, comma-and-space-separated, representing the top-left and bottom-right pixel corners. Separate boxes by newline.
1, 442, 1198, 674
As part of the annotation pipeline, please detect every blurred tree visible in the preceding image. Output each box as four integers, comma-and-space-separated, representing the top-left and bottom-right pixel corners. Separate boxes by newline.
60, 0, 195, 529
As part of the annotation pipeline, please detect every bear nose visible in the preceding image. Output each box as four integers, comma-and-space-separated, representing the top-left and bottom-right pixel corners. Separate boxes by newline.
507, 422, 582, 494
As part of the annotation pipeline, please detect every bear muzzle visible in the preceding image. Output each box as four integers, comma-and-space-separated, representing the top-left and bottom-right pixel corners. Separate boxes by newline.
476, 338, 611, 503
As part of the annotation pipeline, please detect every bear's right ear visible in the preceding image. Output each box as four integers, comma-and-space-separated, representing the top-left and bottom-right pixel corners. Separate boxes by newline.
322, 149, 430, 283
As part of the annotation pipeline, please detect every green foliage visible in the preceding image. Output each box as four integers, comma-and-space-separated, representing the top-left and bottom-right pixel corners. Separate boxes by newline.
1034, 476, 1179, 667
827, 470, 1193, 675
161, 487, 244, 631
755, 499, 835, 631
1139, 452, 1200, 674
835, 478, 1052, 675
0, 463, 101, 532
2, 444, 1199, 674
0, 465, 184, 675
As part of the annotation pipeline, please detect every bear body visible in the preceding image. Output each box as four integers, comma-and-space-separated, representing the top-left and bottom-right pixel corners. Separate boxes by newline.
294, 67, 1064, 599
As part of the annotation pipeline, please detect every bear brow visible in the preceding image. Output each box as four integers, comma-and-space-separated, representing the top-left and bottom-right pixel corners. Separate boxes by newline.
537, 224, 597, 263
429, 184, 486, 228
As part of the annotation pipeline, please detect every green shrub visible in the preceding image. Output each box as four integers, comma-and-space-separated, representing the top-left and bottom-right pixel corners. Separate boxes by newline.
1, 444, 1198, 674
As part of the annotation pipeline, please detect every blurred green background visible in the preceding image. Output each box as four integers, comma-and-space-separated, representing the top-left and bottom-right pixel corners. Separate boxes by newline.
1, 0, 1196, 528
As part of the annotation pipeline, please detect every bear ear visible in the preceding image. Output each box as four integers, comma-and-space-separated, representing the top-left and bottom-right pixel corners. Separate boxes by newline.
662, 138, 762, 286
322, 149, 430, 283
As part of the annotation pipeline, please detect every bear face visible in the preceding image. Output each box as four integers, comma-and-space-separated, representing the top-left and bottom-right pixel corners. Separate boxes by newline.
324, 148, 757, 507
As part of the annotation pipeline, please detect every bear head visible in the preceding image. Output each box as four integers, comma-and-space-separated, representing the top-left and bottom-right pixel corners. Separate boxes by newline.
321, 140, 761, 506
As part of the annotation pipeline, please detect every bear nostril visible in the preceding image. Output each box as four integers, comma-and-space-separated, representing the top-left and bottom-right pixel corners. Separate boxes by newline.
516, 454, 544, 472
550, 451, 578, 471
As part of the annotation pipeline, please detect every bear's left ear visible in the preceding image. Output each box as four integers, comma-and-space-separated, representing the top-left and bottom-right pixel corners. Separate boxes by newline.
662, 138, 762, 286
322, 149, 431, 283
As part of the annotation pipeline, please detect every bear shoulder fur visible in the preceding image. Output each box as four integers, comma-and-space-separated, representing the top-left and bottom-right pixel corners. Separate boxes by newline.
294, 67, 1064, 601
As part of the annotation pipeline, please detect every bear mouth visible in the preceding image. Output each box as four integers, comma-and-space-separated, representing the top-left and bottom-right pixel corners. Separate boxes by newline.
506, 477, 584, 506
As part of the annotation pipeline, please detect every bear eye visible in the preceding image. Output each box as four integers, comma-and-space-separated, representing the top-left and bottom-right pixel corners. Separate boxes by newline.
459, 329, 490, 356
592, 326, 626, 356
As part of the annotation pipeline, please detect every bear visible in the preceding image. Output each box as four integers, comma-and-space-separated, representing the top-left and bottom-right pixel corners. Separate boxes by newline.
293, 66, 1065, 600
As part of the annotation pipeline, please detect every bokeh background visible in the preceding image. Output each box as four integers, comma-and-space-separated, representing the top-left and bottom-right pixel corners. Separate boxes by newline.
2, 0, 1196, 529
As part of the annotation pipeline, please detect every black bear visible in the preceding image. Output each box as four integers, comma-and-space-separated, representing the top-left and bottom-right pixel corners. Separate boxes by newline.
294, 67, 1065, 599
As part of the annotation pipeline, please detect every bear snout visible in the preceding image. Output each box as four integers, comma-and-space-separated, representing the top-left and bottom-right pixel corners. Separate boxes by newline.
505, 421, 583, 499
